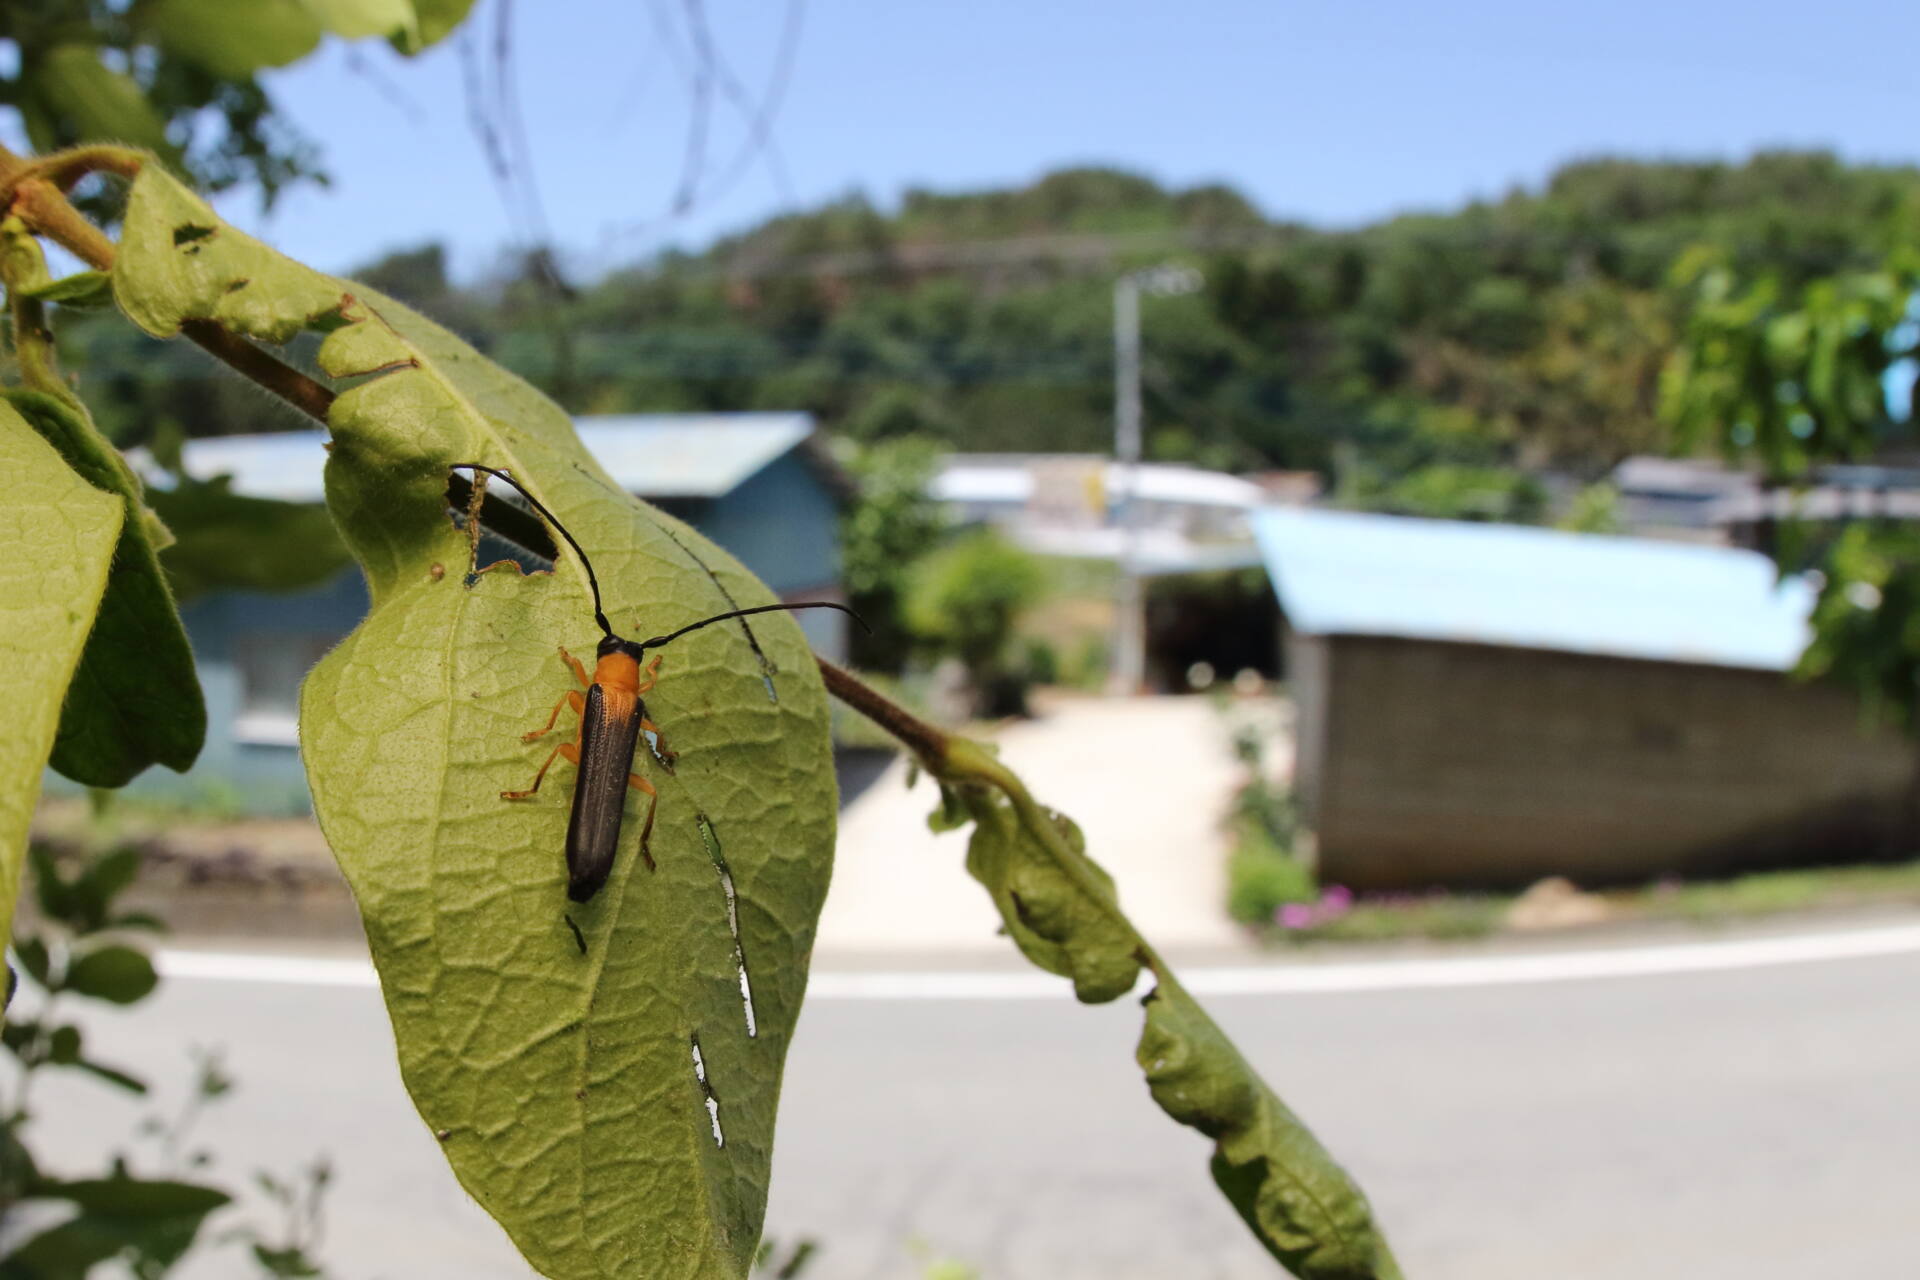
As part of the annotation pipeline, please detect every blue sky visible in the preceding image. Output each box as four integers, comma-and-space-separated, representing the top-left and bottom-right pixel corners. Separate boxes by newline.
221, 0, 1920, 279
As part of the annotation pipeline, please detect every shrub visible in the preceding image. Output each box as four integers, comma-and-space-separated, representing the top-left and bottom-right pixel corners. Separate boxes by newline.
904, 529, 1045, 715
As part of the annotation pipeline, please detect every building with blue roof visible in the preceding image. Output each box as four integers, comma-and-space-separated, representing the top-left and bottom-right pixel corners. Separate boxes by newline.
1253, 508, 1916, 891
117, 413, 845, 812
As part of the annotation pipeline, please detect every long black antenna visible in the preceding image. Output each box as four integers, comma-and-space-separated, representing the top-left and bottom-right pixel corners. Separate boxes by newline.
639, 601, 867, 652
450, 463, 614, 639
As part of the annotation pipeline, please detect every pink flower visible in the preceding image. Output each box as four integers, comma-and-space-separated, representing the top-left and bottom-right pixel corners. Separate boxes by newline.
1278, 903, 1315, 929
1320, 884, 1353, 914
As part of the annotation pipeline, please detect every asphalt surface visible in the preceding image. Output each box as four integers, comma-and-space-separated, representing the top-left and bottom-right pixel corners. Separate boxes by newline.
18, 928, 1920, 1279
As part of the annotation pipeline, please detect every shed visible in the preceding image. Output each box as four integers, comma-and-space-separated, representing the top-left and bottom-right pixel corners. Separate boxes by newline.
1254, 507, 1918, 891
131, 413, 845, 811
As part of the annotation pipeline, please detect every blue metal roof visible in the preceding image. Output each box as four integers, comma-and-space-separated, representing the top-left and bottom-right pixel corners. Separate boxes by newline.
163, 412, 815, 502
572, 413, 814, 498
1252, 507, 1815, 671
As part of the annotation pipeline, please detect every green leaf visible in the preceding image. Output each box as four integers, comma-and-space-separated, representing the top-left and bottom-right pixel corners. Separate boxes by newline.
934, 742, 1400, 1278
74, 1057, 149, 1094
29, 844, 83, 930
5, 1177, 230, 1280
47, 1023, 81, 1064
1140, 984, 1400, 1280
63, 945, 158, 1005
143, 0, 325, 79
18, 271, 115, 310
306, 0, 416, 41
108, 911, 170, 933
7, 391, 207, 788
24, 46, 173, 154
252, 1242, 325, 1277
0, 405, 122, 946
960, 787, 1139, 1002
78, 847, 145, 914
15, 936, 52, 987
40, 1176, 228, 1217
146, 481, 351, 602
112, 165, 838, 1280
403, 0, 479, 49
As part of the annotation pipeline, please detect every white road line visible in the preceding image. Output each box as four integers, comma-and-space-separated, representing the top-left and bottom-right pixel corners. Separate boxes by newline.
154, 921, 1920, 1000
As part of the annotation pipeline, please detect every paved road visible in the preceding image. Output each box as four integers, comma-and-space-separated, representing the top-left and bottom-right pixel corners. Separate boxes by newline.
22, 933, 1920, 1279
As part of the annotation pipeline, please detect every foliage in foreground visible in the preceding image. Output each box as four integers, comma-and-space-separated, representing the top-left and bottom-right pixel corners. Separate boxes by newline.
1663, 245, 1920, 735
0, 140, 1401, 1279
5, 842, 333, 1278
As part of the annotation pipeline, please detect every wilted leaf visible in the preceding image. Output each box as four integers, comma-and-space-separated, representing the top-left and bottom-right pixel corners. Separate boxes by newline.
959, 787, 1139, 1003
1140, 982, 1400, 1280
0, 405, 121, 945
932, 744, 1400, 1278
63, 945, 158, 1005
113, 165, 837, 1279
146, 481, 351, 601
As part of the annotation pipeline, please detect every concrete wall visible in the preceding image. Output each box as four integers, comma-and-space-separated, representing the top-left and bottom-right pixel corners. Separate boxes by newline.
1290, 631, 1920, 890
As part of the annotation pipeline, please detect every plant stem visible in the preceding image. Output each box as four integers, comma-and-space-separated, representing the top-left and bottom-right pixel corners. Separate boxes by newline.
814, 658, 950, 766
0, 141, 338, 426
815, 657, 1169, 976
181, 320, 336, 423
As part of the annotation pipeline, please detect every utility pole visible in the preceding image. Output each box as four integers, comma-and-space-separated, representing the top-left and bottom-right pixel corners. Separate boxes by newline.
1107, 265, 1201, 695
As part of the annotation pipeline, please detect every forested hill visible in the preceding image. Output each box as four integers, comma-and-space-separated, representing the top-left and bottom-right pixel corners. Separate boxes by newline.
72, 153, 1920, 490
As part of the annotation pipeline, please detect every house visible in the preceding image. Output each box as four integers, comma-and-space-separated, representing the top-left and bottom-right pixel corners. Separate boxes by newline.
1612, 454, 1920, 547
1254, 507, 1918, 891
931, 453, 1265, 573
114, 413, 847, 813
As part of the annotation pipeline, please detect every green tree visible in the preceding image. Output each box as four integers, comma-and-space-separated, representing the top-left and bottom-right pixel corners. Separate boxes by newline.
1663, 248, 1920, 726
837, 435, 949, 671
904, 529, 1045, 715
0, 0, 473, 210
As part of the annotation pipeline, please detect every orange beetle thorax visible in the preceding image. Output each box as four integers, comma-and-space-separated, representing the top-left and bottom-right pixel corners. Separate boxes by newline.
593, 650, 642, 694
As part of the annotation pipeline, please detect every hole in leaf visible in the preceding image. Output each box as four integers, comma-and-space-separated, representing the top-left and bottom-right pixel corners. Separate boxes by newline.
444, 471, 560, 570
689, 1033, 724, 1147
641, 726, 676, 775
172, 224, 214, 248
697, 814, 757, 1039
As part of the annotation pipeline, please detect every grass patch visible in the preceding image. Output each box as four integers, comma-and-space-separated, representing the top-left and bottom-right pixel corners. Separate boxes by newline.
1636, 860, 1920, 924
1242, 860, 1920, 947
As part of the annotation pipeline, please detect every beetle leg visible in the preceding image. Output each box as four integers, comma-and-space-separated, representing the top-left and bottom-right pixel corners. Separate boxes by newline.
633, 654, 664, 696
523, 689, 586, 742
502, 740, 579, 800
627, 771, 659, 871
558, 645, 592, 689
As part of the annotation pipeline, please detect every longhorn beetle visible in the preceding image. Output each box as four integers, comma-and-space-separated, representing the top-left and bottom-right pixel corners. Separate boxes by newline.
450, 463, 858, 909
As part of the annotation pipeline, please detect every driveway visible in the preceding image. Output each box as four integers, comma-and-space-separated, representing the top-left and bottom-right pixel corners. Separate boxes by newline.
818, 694, 1266, 956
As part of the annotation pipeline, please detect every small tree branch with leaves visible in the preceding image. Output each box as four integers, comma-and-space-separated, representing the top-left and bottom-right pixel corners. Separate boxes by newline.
0, 144, 1400, 1280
